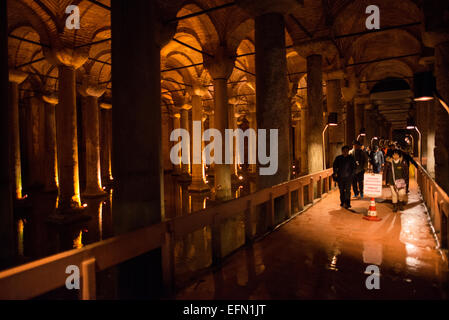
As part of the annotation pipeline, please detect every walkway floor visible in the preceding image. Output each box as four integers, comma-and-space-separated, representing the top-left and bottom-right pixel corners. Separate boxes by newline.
175, 178, 449, 299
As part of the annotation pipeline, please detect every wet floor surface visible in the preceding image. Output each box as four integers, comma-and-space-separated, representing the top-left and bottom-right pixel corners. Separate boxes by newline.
175, 178, 449, 300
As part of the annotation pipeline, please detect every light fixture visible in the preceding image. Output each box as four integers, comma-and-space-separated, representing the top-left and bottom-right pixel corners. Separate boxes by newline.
413, 72, 435, 102
357, 128, 366, 141
322, 112, 338, 169
406, 117, 422, 164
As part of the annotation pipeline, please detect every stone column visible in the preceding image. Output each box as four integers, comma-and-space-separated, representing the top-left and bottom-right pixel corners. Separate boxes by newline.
326, 78, 344, 167
300, 106, 308, 174
42, 94, 59, 192
354, 103, 365, 142
27, 96, 46, 188
111, 0, 175, 232
100, 103, 113, 183
253, 12, 290, 187
8, 70, 27, 199
416, 101, 429, 160
172, 112, 182, 174
345, 101, 355, 145
180, 104, 191, 178
307, 55, 324, 173
204, 47, 235, 201
189, 93, 209, 192
47, 48, 88, 220
79, 84, 106, 197
0, 0, 14, 268
293, 116, 300, 169
427, 100, 436, 175
434, 41, 449, 192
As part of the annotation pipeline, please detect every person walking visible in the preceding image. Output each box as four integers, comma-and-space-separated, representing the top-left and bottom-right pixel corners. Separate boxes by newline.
385, 149, 409, 212
333, 145, 357, 209
371, 145, 385, 174
350, 141, 369, 199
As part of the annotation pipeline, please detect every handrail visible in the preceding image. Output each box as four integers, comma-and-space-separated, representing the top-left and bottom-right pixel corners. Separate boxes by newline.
0, 168, 335, 300
413, 161, 449, 250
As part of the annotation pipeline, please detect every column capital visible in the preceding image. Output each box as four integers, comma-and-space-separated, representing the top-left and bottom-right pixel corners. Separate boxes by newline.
203, 46, 235, 80
99, 102, 112, 110
181, 103, 192, 110
236, 0, 303, 16
78, 79, 107, 98
42, 93, 58, 105
294, 41, 338, 62
324, 70, 345, 81
187, 84, 208, 98
47, 47, 89, 69
9, 69, 27, 84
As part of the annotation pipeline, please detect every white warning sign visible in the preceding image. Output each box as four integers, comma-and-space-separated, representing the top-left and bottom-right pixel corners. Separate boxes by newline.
363, 173, 383, 198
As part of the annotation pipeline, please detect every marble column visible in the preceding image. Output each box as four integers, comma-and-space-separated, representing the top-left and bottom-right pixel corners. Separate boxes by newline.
345, 101, 355, 145
300, 106, 308, 174
189, 93, 209, 191
354, 103, 364, 142
434, 41, 449, 193
111, 0, 175, 232
204, 47, 235, 201
0, 0, 14, 268
416, 101, 429, 160
100, 103, 113, 184
172, 112, 182, 174
326, 79, 344, 167
8, 70, 27, 199
427, 100, 436, 175
42, 94, 59, 192
27, 96, 46, 188
180, 105, 191, 178
307, 55, 324, 173
54, 65, 84, 214
80, 85, 106, 197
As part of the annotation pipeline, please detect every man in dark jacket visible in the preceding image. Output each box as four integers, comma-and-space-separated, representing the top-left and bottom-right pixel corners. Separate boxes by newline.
350, 141, 369, 199
371, 145, 385, 173
333, 145, 357, 209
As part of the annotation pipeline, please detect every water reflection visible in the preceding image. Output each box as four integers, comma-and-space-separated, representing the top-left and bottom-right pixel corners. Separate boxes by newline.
7, 170, 256, 271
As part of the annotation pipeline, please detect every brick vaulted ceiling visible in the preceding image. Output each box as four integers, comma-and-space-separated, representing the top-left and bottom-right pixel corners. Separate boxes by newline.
6, 0, 428, 126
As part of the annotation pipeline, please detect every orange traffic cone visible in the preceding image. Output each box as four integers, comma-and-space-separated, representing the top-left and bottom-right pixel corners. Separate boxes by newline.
363, 197, 382, 221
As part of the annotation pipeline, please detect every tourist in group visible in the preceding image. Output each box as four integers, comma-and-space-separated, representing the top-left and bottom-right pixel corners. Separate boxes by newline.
385, 149, 409, 212
371, 145, 385, 174
333, 145, 357, 209
350, 140, 369, 199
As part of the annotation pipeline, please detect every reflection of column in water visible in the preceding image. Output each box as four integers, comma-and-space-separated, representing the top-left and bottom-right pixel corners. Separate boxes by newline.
363, 240, 383, 265
17, 219, 25, 257
101, 190, 113, 239
181, 184, 190, 216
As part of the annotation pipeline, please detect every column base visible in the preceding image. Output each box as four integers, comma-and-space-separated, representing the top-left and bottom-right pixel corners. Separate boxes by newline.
188, 180, 211, 192
178, 173, 192, 182
43, 186, 58, 193
47, 207, 90, 225
82, 189, 107, 198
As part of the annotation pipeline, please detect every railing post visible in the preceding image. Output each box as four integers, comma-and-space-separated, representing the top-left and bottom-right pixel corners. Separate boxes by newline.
317, 176, 322, 198
324, 176, 329, 194
161, 221, 175, 296
211, 217, 222, 265
245, 199, 255, 244
309, 178, 314, 204
81, 258, 96, 300
286, 186, 292, 218
268, 192, 275, 229
298, 181, 304, 211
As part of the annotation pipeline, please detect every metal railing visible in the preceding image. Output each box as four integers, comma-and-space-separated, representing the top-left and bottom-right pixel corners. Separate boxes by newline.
414, 162, 449, 250
0, 168, 335, 300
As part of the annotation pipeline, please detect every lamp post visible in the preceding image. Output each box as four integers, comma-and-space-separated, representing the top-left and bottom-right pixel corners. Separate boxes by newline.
405, 133, 414, 156
406, 118, 422, 164
414, 71, 449, 115
357, 127, 366, 142
322, 112, 338, 169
